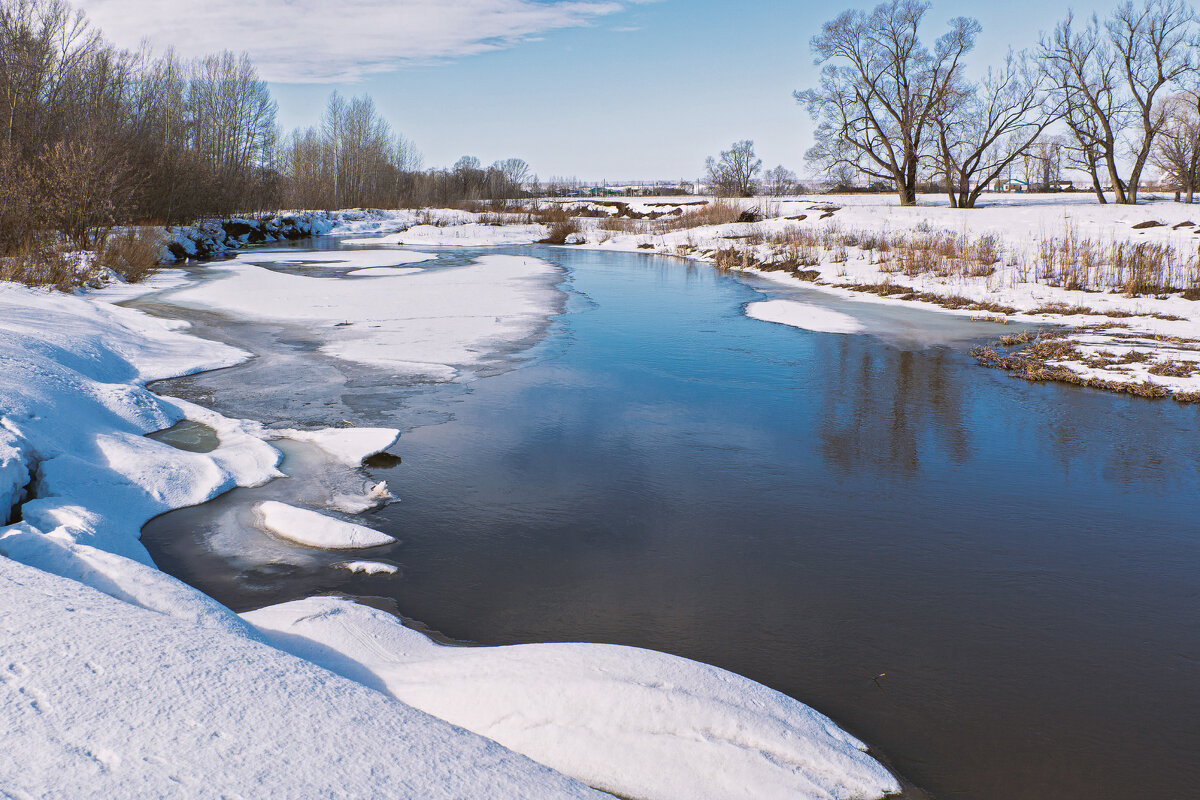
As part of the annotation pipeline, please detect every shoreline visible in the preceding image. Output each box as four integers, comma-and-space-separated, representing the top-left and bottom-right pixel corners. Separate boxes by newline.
347, 193, 1200, 403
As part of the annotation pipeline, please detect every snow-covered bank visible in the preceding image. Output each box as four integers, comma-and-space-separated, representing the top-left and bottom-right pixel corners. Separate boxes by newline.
0, 252, 901, 797
340, 194, 1200, 400
0, 283, 276, 564
350, 221, 549, 247
0, 556, 599, 799
0, 278, 589, 797
162, 207, 480, 262
245, 597, 901, 800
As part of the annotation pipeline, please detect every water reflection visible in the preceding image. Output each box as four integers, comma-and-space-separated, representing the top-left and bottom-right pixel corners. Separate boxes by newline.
817, 340, 971, 474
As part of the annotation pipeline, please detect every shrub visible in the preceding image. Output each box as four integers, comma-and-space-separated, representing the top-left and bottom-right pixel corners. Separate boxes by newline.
0, 238, 81, 291
537, 207, 582, 244
96, 228, 165, 283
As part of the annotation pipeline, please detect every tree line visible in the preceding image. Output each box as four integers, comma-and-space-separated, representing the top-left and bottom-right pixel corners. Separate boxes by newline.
797, 0, 1200, 206
0, 0, 534, 256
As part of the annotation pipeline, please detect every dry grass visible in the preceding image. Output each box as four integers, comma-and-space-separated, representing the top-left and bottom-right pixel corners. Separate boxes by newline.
1148, 359, 1200, 377
597, 216, 644, 234
529, 206, 582, 244
996, 331, 1037, 346
654, 200, 744, 233
712, 247, 761, 271
0, 238, 80, 291
973, 328, 1200, 401
1082, 349, 1151, 369
542, 219, 581, 245
96, 228, 164, 283
842, 282, 1018, 314
1034, 228, 1200, 295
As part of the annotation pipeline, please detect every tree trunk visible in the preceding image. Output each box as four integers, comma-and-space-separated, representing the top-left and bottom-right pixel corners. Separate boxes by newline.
1087, 161, 1107, 204
1105, 156, 1128, 204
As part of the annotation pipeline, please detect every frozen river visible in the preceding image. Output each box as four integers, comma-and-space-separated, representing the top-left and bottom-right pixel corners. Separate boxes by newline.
137, 241, 1200, 800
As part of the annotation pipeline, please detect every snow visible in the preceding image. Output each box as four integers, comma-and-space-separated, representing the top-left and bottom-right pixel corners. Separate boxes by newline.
245, 596, 901, 800
328, 480, 395, 514
335, 560, 399, 575
347, 222, 547, 247
275, 427, 400, 466
0, 428, 30, 525
255, 501, 396, 549
158, 253, 563, 379
746, 299, 866, 334
333, 207, 479, 238
241, 249, 434, 270
348, 266, 425, 276
0, 284, 279, 564
0, 557, 600, 799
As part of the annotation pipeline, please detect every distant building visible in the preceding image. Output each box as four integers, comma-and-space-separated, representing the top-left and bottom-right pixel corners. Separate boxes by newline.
999, 178, 1029, 193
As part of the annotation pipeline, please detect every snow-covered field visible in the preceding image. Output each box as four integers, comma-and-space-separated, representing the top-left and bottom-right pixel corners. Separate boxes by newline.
0, 240, 901, 797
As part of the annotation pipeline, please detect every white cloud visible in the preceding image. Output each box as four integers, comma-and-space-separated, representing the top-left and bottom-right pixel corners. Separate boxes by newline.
75, 0, 638, 83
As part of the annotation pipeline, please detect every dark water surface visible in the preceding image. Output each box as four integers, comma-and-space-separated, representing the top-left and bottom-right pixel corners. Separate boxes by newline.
141, 243, 1200, 800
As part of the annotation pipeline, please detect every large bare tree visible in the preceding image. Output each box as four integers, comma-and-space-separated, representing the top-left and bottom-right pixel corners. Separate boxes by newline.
1041, 1, 1196, 204
796, 0, 979, 206
1153, 91, 1200, 201
935, 52, 1062, 207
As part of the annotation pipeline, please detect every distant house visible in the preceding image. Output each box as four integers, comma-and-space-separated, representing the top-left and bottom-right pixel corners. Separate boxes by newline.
1000, 178, 1029, 193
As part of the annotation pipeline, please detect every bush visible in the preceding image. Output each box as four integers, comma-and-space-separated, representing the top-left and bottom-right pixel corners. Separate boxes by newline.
0, 239, 81, 291
537, 206, 582, 244
96, 228, 165, 282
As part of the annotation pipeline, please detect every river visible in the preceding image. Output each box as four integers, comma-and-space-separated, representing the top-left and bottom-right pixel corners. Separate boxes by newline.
136, 240, 1200, 800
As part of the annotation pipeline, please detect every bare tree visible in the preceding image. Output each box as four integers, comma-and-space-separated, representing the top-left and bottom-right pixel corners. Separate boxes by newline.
1030, 136, 1065, 191
935, 52, 1062, 207
1109, 0, 1197, 203
762, 164, 800, 196
492, 158, 530, 197
185, 52, 276, 212
1153, 91, 1200, 200
1042, 1, 1196, 205
797, 0, 979, 206
705, 139, 761, 196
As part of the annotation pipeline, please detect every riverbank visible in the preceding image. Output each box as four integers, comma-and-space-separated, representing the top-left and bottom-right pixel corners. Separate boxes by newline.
0, 247, 900, 798
350, 194, 1200, 402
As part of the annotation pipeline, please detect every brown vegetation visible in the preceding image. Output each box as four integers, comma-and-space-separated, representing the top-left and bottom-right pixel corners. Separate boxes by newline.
95, 228, 164, 283
0, 239, 80, 291
654, 200, 744, 232
536, 207, 581, 245
973, 329, 1200, 402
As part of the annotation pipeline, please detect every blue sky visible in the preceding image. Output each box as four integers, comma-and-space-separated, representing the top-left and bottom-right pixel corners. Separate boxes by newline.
82, 0, 1110, 181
